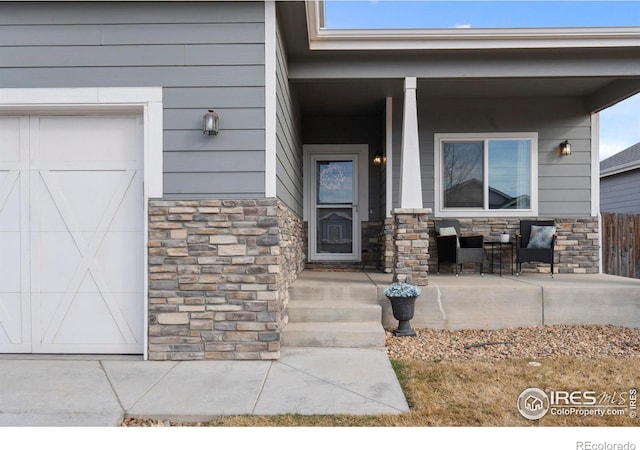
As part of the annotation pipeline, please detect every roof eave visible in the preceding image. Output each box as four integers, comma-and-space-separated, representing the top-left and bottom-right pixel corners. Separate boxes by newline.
600, 162, 640, 178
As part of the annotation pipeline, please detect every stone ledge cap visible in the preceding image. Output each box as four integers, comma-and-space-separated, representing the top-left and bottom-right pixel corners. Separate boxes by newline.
392, 208, 432, 215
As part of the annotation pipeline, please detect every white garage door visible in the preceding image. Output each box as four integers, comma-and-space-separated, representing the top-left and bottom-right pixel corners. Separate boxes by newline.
0, 115, 144, 354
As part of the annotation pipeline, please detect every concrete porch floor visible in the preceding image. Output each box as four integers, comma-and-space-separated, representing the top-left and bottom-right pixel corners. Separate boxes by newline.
294, 270, 640, 330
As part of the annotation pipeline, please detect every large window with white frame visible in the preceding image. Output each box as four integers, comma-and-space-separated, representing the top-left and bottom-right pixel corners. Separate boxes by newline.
434, 133, 538, 217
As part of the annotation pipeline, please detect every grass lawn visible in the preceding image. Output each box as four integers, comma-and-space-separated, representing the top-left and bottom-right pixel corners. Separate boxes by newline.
200, 357, 639, 427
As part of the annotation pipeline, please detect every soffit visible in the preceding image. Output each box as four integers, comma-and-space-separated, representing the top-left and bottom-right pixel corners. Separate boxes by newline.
293, 77, 614, 116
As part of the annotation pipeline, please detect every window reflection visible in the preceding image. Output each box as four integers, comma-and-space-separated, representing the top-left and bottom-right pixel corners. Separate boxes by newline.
442, 142, 483, 208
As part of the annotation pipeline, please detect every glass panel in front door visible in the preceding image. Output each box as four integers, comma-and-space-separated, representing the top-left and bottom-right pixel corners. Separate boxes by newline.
316, 161, 353, 204
316, 161, 354, 255
317, 208, 353, 254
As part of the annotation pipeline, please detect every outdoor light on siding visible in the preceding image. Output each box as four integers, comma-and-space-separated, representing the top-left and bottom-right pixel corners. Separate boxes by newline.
203, 109, 219, 136
373, 152, 385, 165
560, 140, 572, 156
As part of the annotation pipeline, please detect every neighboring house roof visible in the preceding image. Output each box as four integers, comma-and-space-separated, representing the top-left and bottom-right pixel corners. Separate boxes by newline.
600, 142, 640, 177
445, 178, 531, 209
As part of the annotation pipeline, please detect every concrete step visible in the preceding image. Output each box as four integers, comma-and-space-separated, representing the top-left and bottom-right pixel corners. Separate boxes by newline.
281, 322, 386, 348
289, 285, 379, 301
288, 300, 381, 323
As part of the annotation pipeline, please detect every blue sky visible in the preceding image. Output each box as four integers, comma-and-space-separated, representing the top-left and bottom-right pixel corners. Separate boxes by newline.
325, 1, 640, 29
325, 1, 640, 160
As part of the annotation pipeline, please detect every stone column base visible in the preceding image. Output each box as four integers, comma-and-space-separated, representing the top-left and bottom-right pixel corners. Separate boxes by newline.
392, 208, 431, 286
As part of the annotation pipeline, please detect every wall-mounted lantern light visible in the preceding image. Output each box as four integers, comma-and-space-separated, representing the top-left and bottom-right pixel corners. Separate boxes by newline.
373, 152, 385, 166
560, 140, 571, 156
203, 109, 219, 136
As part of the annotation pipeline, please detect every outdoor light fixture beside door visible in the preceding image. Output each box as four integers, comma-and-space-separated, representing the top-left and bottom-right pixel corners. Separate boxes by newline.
560, 140, 571, 156
373, 152, 385, 165
203, 109, 219, 136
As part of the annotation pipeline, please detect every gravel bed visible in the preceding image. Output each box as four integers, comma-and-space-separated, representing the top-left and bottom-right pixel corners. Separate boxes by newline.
386, 324, 640, 361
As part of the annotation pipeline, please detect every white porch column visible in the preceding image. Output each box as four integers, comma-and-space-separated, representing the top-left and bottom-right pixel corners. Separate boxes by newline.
399, 77, 423, 208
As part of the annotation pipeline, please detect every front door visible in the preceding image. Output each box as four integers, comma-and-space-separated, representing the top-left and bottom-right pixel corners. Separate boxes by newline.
309, 154, 360, 261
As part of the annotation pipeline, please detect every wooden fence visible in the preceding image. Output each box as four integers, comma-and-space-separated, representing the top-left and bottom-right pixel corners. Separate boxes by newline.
602, 212, 640, 278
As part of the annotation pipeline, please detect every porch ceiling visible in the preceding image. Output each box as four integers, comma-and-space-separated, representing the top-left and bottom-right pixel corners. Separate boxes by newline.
293, 77, 617, 116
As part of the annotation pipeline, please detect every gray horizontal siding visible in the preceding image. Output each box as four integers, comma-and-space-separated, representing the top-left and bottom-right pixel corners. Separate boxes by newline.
0, 24, 264, 46
164, 130, 265, 152
165, 173, 265, 198
0, 66, 264, 88
0, 2, 266, 199
0, 2, 263, 24
601, 170, 640, 213
164, 109, 264, 131
164, 87, 265, 109
275, 19, 303, 216
0, 44, 265, 67
164, 151, 265, 172
393, 96, 593, 217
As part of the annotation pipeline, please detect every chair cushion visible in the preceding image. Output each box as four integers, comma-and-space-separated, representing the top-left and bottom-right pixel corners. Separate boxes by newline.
438, 226, 457, 237
526, 225, 556, 249
438, 226, 460, 248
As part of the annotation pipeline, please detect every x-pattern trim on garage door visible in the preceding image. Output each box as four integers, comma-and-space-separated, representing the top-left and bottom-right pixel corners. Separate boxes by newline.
37, 169, 139, 346
0, 171, 23, 344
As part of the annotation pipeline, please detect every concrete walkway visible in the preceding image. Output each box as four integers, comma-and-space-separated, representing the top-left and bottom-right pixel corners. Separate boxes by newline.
0, 347, 409, 426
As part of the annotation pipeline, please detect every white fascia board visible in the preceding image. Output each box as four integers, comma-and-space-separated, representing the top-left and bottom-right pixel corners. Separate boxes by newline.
305, 2, 640, 51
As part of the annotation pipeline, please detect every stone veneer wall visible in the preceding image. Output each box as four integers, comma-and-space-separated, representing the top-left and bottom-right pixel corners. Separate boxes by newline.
381, 217, 395, 273
276, 202, 306, 331
362, 221, 383, 270
147, 198, 305, 361
427, 217, 600, 275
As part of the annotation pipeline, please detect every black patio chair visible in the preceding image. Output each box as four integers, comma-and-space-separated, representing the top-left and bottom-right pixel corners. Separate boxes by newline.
434, 219, 484, 276
516, 220, 556, 277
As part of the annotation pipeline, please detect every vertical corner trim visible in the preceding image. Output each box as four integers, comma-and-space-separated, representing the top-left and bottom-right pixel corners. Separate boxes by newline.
264, 1, 278, 198
385, 96, 393, 217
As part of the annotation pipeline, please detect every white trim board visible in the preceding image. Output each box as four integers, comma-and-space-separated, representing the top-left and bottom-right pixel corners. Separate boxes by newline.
385, 97, 393, 218
264, 0, 277, 198
591, 113, 600, 217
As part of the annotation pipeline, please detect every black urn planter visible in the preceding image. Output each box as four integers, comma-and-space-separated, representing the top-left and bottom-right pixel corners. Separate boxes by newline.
387, 296, 418, 337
